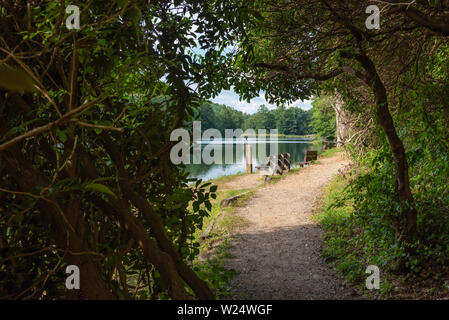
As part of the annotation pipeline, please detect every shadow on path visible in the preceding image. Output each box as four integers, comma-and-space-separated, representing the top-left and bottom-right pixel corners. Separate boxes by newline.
226, 224, 360, 300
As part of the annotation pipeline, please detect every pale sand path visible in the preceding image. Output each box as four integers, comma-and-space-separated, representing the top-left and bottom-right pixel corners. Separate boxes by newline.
225, 153, 359, 299
218, 173, 264, 191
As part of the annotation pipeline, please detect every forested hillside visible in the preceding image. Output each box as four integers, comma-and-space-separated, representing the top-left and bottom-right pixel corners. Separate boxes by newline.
198, 102, 314, 136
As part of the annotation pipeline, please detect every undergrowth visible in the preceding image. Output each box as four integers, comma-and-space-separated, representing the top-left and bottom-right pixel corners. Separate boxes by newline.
314, 143, 449, 299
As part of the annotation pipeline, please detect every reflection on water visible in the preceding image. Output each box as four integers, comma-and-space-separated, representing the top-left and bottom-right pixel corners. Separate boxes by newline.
185, 138, 315, 180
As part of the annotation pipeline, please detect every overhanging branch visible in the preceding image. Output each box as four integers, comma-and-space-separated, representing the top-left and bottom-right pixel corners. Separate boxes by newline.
404, 7, 449, 36
254, 62, 371, 84
254, 63, 344, 80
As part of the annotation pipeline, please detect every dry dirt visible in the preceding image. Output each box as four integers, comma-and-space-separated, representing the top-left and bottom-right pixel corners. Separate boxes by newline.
218, 173, 264, 191
225, 153, 360, 299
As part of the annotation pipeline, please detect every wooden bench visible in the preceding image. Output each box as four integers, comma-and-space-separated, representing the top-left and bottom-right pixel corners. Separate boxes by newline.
256, 153, 291, 182
276, 153, 291, 175
295, 150, 317, 167
255, 154, 277, 182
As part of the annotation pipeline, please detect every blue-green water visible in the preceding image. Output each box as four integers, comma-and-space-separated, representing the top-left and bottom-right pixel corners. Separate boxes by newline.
185, 138, 315, 180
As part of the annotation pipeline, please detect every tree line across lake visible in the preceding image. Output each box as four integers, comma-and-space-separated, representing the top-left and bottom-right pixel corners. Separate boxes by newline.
197, 100, 335, 138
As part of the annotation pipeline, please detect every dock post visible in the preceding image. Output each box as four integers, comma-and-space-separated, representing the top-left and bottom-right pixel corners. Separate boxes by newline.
245, 144, 252, 173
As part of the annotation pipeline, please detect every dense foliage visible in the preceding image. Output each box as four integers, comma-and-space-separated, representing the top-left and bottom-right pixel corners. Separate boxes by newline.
0, 0, 246, 299
310, 96, 336, 139
323, 43, 449, 285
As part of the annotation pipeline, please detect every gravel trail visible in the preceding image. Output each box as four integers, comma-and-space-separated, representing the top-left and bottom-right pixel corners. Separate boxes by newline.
225, 153, 359, 299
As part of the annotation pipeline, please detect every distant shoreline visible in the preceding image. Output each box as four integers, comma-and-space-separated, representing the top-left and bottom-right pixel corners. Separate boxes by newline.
240, 133, 316, 139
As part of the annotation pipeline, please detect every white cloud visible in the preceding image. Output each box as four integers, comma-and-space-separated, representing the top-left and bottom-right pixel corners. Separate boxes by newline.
291, 98, 313, 110
211, 89, 313, 114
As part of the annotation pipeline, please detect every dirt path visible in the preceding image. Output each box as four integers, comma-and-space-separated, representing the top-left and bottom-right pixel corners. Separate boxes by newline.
225, 153, 358, 299
218, 174, 264, 191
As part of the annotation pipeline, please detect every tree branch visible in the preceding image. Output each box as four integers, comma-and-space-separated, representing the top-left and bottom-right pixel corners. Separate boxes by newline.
254, 62, 373, 84
254, 63, 345, 80
403, 7, 449, 36
0, 99, 99, 152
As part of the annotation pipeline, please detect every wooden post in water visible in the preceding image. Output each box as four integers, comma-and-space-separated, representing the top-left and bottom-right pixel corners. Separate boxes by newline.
245, 144, 252, 173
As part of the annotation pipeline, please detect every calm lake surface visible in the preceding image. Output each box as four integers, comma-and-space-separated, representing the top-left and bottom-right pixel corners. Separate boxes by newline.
185, 138, 315, 180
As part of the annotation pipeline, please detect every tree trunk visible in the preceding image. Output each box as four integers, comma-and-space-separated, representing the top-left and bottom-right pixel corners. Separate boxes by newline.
0, 146, 117, 299
332, 92, 349, 147
75, 143, 194, 300
102, 135, 215, 300
357, 54, 417, 244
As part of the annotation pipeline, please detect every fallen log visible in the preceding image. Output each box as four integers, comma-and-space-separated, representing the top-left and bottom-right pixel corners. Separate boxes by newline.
220, 191, 250, 208
199, 211, 223, 242
200, 191, 251, 242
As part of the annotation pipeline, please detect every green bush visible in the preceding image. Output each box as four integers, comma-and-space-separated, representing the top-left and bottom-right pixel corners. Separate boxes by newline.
316, 120, 449, 291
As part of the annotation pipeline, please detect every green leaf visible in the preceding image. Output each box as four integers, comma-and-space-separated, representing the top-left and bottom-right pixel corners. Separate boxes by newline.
56, 128, 68, 142
85, 183, 116, 198
248, 9, 264, 21
0, 64, 37, 92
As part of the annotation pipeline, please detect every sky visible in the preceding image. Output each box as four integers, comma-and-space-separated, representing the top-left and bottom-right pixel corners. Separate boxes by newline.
189, 48, 313, 114
211, 89, 313, 115
188, 26, 314, 115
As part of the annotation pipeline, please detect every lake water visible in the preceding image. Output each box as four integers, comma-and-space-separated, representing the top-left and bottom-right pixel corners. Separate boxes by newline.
185, 138, 315, 180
